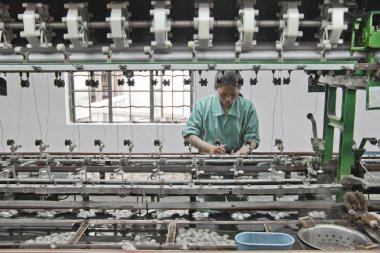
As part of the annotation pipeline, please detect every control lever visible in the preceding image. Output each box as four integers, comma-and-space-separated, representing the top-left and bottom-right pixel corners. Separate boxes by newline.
307, 113, 324, 157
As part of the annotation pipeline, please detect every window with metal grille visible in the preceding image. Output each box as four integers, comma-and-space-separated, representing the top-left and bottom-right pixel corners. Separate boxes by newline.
68, 71, 192, 123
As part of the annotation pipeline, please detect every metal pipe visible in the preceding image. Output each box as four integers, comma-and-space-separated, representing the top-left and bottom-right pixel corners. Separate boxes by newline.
27, 53, 108, 63
10, 157, 274, 165
5, 20, 321, 30
0, 151, 322, 156
46, 22, 66, 29
213, 20, 237, 28
0, 183, 341, 195
241, 50, 366, 61
5, 22, 24, 29
11, 165, 307, 173
0, 178, 311, 184
28, 50, 369, 63
256, 20, 321, 28
130, 21, 151, 28
112, 52, 150, 62
0, 43, 365, 64
69, 53, 109, 62
87, 21, 109, 29
172, 20, 193, 28
28, 54, 65, 63
0, 200, 340, 210
197, 51, 235, 61
0, 55, 24, 63
153, 52, 193, 62
300, 20, 322, 27
107, 72, 113, 123
257, 20, 280, 27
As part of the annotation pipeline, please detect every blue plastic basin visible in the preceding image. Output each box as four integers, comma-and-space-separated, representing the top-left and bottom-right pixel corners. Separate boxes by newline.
235, 232, 295, 250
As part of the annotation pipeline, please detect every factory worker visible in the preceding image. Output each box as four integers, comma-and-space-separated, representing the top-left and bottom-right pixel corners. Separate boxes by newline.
182, 70, 260, 155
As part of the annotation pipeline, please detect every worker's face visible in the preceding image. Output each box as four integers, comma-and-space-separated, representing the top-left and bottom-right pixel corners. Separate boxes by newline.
217, 84, 239, 107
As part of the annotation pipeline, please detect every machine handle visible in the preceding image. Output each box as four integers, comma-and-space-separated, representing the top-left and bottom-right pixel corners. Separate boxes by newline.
307, 113, 318, 141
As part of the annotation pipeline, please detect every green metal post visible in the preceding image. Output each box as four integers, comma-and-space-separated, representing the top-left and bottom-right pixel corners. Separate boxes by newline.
337, 89, 356, 180
322, 87, 336, 162
322, 87, 356, 181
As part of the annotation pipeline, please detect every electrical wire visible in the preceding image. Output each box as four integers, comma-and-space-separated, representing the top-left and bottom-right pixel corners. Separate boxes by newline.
130, 123, 134, 142
116, 122, 119, 153
171, 71, 174, 122
128, 85, 132, 122
72, 123, 75, 144
193, 71, 197, 105
161, 124, 164, 146
17, 87, 23, 143
0, 119, 5, 152
45, 74, 50, 143
314, 92, 319, 116
70, 77, 76, 146
250, 82, 253, 101
271, 86, 279, 152
102, 124, 106, 146
77, 124, 81, 152
31, 75, 43, 140
280, 85, 284, 142
155, 104, 160, 151
312, 92, 320, 138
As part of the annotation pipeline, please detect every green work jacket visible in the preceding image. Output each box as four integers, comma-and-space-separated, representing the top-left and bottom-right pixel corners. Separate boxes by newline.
182, 94, 260, 153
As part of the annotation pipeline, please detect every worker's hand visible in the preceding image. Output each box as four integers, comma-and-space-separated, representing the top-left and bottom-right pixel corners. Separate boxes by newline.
209, 145, 226, 155
235, 145, 251, 156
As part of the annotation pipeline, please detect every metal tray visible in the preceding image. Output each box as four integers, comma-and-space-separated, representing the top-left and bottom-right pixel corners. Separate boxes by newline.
298, 224, 374, 250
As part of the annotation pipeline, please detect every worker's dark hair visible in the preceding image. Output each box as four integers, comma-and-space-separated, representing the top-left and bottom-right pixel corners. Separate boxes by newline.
214, 70, 243, 90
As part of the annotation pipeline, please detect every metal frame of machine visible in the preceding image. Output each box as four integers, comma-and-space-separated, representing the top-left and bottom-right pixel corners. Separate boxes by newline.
0, 0, 380, 251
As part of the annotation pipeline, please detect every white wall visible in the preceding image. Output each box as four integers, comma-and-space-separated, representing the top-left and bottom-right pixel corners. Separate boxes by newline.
0, 71, 378, 153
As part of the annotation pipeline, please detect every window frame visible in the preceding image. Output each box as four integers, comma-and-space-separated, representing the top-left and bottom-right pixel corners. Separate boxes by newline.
67, 71, 193, 124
